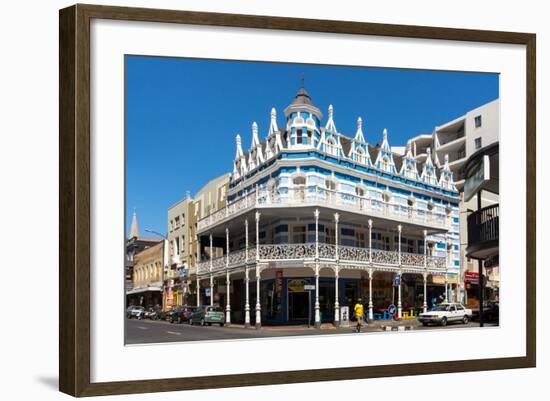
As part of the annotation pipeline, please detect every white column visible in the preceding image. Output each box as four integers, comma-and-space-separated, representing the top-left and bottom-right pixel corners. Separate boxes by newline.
334, 213, 340, 326
225, 227, 231, 324
368, 268, 374, 321
196, 276, 200, 307
244, 218, 251, 328
255, 211, 261, 329
314, 209, 321, 329
368, 219, 373, 264
196, 235, 201, 307
209, 233, 214, 307
423, 230, 428, 313
423, 273, 428, 313
397, 225, 402, 319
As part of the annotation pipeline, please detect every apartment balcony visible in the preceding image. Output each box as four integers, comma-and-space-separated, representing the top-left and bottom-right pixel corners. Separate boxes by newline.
197, 186, 450, 234
196, 243, 448, 277
466, 204, 499, 259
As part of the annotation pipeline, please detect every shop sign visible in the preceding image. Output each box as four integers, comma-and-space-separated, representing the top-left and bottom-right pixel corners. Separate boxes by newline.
465, 271, 480, 283
304, 284, 315, 291
431, 275, 446, 284
205, 288, 211, 297
288, 278, 309, 292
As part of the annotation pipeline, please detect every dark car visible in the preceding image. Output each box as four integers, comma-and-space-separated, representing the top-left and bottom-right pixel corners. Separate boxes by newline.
166, 306, 184, 323
472, 301, 499, 323
169, 306, 199, 324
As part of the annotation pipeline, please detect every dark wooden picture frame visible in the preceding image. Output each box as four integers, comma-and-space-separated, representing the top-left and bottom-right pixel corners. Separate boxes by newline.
59, 3, 536, 397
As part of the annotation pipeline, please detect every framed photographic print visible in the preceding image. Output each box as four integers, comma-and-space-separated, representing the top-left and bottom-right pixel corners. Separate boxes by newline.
59, 4, 536, 397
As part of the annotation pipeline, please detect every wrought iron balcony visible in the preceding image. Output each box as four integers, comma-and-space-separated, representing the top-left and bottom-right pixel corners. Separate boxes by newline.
197, 186, 449, 233
466, 204, 499, 259
196, 243, 447, 275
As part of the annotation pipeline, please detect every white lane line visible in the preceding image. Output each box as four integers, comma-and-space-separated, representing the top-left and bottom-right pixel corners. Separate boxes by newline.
166, 331, 182, 335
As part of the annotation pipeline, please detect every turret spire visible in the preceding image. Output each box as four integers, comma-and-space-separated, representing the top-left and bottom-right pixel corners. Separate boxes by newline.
130, 208, 139, 239
235, 134, 244, 158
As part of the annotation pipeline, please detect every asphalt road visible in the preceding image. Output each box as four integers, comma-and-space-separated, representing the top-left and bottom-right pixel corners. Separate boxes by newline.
125, 317, 484, 344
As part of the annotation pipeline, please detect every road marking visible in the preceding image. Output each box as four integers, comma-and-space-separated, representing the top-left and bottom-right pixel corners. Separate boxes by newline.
137, 326, 148, 330
166, 331, 182, 335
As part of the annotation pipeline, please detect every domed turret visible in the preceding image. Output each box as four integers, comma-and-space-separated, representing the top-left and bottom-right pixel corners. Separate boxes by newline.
284, 81, 323, 149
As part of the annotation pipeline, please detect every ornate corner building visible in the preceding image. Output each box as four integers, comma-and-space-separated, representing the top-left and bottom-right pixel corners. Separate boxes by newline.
191, 86, 462, 328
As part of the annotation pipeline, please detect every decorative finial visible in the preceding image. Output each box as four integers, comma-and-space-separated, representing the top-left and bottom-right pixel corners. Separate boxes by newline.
252, 121, 258, 135
328, 104, 334, 119
383, 128, 388, 141
357, 117, 362, 130
271, 107, 276, 118
300, 72, 305, 89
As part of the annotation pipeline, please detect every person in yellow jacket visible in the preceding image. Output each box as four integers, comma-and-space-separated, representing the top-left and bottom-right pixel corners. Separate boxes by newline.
354, 298, 365, 333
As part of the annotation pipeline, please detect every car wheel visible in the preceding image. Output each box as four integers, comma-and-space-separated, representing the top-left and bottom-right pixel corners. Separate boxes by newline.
200, 319, 205, 326
440, 317, 447, 326
422, 322, 428, 326
220, 323, 224, 327
463, 315, 469, 324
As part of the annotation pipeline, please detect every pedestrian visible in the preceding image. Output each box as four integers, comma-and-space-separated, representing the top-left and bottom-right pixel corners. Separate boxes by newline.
354, 298, 365, 333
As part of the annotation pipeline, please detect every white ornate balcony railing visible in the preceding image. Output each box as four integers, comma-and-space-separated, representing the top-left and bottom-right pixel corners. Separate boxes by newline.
196, 243, 447, 275
197, 185, 449, 232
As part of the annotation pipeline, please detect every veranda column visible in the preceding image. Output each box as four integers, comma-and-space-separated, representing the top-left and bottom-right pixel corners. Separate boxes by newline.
225, 227, 231, 325
334, 213, 340, 326
397, 224, 402, 319
368, 268, 374, 321
314, 209, 321, 329
423, 229, 428, 313
244, 218, 251, 328
423, 272, 428, 313
368, 219, 374, 320
255, 211, 262, 329
196, 234, 201, 307
444, 240, 449, 303
209, 233, 214, 307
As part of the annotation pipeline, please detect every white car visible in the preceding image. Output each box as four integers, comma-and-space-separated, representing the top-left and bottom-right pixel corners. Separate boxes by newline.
418, 303, 472, 326
127, 306, 144, 319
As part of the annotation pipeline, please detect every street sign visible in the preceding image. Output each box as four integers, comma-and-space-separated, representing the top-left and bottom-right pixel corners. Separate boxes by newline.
340, 306, 350, 328
304, 284, 315, 291
393, 275, 401, 286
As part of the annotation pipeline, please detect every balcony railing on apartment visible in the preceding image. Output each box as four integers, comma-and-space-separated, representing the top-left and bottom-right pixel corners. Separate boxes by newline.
196, 243, 446, 275
466, 204, 499, 257
197, 186, 449, 232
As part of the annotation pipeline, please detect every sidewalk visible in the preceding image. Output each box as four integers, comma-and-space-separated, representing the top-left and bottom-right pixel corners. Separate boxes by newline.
225, 318, 420, 331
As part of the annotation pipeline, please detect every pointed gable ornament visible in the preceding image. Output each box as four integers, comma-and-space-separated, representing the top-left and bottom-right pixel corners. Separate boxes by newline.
354, 116, 366, 143
325, 104, 337, 133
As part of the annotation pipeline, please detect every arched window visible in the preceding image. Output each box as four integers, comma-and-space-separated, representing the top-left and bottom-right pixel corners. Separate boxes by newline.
406, 164, 416, 179
292, 175, 306, 186
356, 147, 367, 165
325, 138, 338, 157
381, 155, 391, 172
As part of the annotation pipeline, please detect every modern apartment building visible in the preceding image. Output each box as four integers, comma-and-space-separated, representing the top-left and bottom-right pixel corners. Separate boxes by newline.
410, 99, 500, 306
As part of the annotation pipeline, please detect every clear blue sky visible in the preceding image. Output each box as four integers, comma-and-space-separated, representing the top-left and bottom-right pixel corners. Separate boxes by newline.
125, 55, 498, 237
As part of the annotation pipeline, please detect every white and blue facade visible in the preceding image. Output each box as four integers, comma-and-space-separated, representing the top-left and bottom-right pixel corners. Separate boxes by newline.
194, 87, 461, 328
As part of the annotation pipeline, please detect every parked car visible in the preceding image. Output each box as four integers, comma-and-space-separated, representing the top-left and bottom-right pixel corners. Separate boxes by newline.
169, 306, 199, 324
166, 306, 184, 323
143, 307, 162, 320
189, 306, 225, 326
472, 301, 499, 323
127, 306, 145, 319
418, 303, 472, 326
